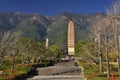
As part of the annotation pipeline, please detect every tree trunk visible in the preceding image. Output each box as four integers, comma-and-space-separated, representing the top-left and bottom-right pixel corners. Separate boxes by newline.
11, 52, 15, 73
105, 27, 110, 78
115, 19, 120, 77
98, 33, 103, 73
117, 35, 120, 77
99, 52, 103, 73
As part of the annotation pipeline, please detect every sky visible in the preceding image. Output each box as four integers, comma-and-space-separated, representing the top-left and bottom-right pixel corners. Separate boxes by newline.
0, 0, 115, 15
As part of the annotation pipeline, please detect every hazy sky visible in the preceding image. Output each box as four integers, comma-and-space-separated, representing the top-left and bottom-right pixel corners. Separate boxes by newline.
0, 0, 114, 15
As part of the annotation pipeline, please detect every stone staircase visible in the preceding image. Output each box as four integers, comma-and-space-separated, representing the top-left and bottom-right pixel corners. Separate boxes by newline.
37, 59, 82, 75
27, 59, 85, 80
37, 66, 81, 75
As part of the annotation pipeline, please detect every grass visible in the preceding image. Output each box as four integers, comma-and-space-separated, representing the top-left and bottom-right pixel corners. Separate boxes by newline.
83, 63, 99, 75
79, 62, 108, 80
79, 61, 120, 80
87, 77, 107, 80
0, 64, 33, 80
15, 64, 32, 74
0, 62, 51, 79
79, 63, 100, 75
0, 60, 52, 79
0, 64, 11, 70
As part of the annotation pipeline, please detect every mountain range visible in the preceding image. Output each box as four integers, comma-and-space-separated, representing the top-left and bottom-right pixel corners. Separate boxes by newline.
0, 12, 102, 48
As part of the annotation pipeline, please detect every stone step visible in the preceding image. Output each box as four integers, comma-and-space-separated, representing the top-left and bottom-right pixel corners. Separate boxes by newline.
55, 59, 75, 66
27, 75, 85, 80
37, 66, 81, 75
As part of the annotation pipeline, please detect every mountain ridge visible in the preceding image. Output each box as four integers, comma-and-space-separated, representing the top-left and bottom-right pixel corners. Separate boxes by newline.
0, 12, 104, 47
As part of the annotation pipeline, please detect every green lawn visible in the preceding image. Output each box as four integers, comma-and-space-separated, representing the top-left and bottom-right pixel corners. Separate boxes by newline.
0, 64, 33, 80
87, 77, 107, 80
79, 62, 108, 80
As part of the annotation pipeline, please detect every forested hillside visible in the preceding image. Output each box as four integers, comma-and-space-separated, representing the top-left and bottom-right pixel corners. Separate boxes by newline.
0, 12, 103, 47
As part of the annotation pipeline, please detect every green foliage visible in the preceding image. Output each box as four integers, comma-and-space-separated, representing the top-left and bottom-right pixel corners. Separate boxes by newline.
75, 41, 97, 63
17, 37, 64, 64
44, 45, 63, 64
49, 45, 63, 60
18, 37, 46, 63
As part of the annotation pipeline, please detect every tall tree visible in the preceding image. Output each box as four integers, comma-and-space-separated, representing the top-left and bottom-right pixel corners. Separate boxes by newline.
91, 15, 104, 73
106, 0, 120, 77
1, 31, 22, 73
